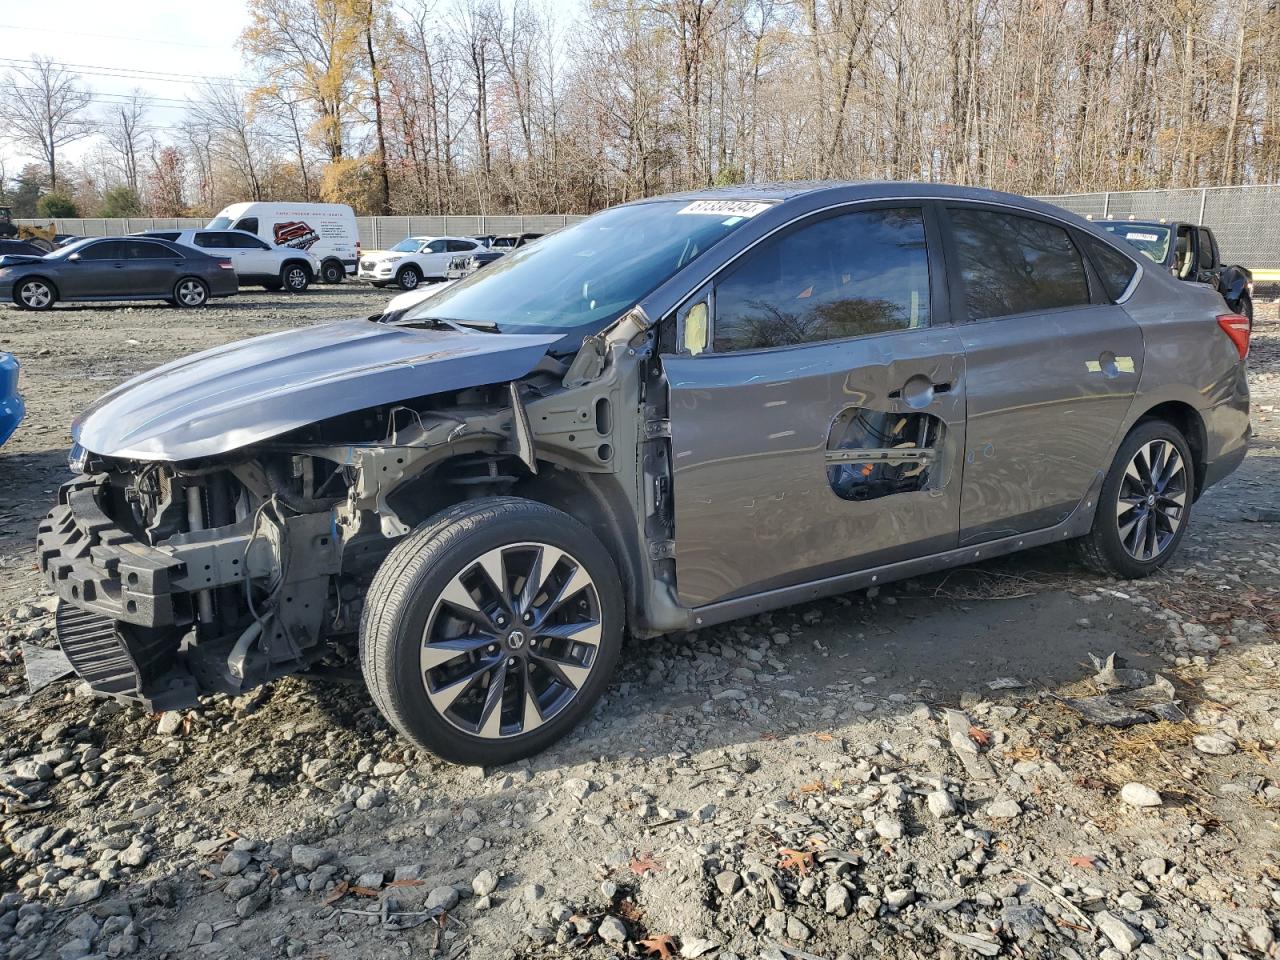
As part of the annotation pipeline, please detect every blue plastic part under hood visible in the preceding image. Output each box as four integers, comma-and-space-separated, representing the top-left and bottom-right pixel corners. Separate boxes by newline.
0, 353, 24, 448
72, 319, 561, 462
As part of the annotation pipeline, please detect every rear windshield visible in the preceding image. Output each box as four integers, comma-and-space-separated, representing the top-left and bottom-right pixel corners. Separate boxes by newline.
1099, 223, 1171, 264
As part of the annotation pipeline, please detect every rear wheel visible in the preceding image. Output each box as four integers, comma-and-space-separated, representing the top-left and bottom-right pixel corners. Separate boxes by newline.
321, 259, 345, 284
14, 278, 56, 310
1074, 420, 1193, 578
281, 263, 310, 292
1239, 293, 1254, 330
360, 498, 623, 765
396, 264, 422, 291
171, 277, 209, 308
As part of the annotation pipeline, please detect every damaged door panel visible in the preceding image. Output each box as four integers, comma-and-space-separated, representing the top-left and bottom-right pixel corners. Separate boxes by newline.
665, 330, 966, 607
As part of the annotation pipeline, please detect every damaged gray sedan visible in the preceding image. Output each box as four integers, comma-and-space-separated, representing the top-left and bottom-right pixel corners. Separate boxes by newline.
39, 183, 1251, 764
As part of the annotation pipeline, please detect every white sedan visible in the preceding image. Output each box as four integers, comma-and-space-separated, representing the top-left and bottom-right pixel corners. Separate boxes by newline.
358, 236, 486, 290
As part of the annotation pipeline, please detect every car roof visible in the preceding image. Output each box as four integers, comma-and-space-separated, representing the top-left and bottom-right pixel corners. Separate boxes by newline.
1094, 219, 1175, 229
623, 180, 1087, 223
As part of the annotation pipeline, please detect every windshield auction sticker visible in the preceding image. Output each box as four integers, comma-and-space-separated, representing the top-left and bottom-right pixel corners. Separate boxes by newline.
1125, 232, 1161, 242
677, 200, 773, 217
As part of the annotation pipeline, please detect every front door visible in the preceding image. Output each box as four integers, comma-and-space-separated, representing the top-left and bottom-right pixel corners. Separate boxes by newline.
422, 239, 450, 277
664, 204, 966, 607
941, 205, 1145, 543
65, 240, 129, 297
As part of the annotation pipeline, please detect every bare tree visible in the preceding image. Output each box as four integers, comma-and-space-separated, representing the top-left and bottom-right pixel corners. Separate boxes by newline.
103, 91, 149, 194
0, 56, 92, 190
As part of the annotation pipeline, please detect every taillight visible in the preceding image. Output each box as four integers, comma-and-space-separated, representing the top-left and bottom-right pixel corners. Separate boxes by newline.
218, 260, 234, 270
1216, 313, 1250, 359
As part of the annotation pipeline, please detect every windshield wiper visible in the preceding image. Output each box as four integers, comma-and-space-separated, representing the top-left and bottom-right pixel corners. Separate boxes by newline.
435, 317, 502, 333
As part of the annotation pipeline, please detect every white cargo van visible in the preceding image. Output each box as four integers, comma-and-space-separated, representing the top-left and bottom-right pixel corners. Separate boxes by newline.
207, 202, 360, 283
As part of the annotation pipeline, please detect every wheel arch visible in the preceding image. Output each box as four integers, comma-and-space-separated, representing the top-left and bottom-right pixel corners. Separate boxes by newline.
1132, 399, 1208, 499
281, 257, 313, 279
13, 274, 59, 302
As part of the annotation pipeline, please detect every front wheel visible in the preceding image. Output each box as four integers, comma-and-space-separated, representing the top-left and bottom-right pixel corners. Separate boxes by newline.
281, 263, 310, 293
360, 498, 624, 765
395, 265, 422, 291
1074, 420, 1194, 578
14, 278, 56, 310
171, 277, 209, 308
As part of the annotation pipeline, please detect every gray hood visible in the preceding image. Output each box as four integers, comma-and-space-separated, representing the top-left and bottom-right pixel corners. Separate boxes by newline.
74, 319, 560, 461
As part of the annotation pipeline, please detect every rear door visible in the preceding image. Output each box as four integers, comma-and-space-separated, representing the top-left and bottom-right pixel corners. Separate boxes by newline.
664, 203, 966, 607
941, 205, 1144, 543
122, 239, 181, 295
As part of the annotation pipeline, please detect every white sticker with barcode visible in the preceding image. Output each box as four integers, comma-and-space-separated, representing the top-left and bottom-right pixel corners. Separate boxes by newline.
677, 200, 772, 217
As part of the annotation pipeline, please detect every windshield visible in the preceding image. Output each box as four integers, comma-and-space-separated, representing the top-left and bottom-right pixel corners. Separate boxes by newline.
207, 216, 233, 230
390, 238, 422, 253
1100, 223, 1171, 263
403, 199, 769, 335
44, 238, 97, 259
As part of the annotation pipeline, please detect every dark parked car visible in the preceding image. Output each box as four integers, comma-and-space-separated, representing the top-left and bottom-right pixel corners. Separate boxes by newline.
1095, 219, 1253, 322
0, 352, 23, 447
490, 231, 542, 250
0, 239, 50, 259
40, 183, 1249, 765
0, 237, 238, 310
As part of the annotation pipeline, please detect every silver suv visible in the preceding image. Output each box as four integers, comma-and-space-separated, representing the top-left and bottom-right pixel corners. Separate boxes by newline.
44, 184, 1250, 765
137, 229, 320, 291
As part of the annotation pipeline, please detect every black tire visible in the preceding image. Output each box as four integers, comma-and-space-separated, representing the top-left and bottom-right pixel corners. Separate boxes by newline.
171, 277, 209, 308
321, 259, 345, 284
13, 277, 56, 310
1074, 419, 1194, 579
360, 497, 624, 765
281, 262, 310, 293
1239, 293, 1253, 330
395, 264, 422, 291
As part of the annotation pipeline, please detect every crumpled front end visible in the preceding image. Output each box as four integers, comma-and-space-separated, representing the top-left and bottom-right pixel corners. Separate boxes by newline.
38, 463, 345, 709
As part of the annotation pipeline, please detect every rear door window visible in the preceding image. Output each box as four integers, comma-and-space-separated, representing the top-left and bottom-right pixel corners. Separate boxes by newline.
125, 240, 173, 259
1081, 236, 1138, 302
447, 239, 476, 252
233, 217, 259, 234
193, 232, 225, 249
948, 208, 1091, 320
713, 207, 931, 352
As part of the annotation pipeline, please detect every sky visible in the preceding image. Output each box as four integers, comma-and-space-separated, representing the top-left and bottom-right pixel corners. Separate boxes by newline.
1, 1, 251, 172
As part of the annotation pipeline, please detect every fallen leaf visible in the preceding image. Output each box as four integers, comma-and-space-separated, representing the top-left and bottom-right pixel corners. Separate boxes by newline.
639, 933, 678, 959
1068, 854, 1097, 870
323, 881, 349, 906
778, 848, 814, 875
968, 725, 992, 747
797, 780, 824, 794
813, 733, 834, 742
629, 852, 664, 876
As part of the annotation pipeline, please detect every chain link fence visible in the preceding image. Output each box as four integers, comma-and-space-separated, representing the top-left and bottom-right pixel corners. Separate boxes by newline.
12, 214, 588, 250
1036, 185, 1280, 272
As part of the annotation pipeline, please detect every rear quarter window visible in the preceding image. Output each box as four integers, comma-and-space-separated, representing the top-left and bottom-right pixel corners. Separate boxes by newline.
1081, 236, 1138, 301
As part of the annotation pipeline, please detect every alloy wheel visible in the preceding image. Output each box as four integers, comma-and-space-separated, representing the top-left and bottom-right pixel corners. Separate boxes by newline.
286, 267, 308, 290
1116, 438, 1187, 561
421, 541, 602, 739
178, 280, 206, 306
19, 281, 52, 309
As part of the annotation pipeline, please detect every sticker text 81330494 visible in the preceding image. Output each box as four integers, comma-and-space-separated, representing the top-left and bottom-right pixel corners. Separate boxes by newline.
677, 200, 773, 218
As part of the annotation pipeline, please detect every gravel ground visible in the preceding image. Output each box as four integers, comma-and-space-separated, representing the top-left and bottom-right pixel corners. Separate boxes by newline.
0, 291, 1278, 960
